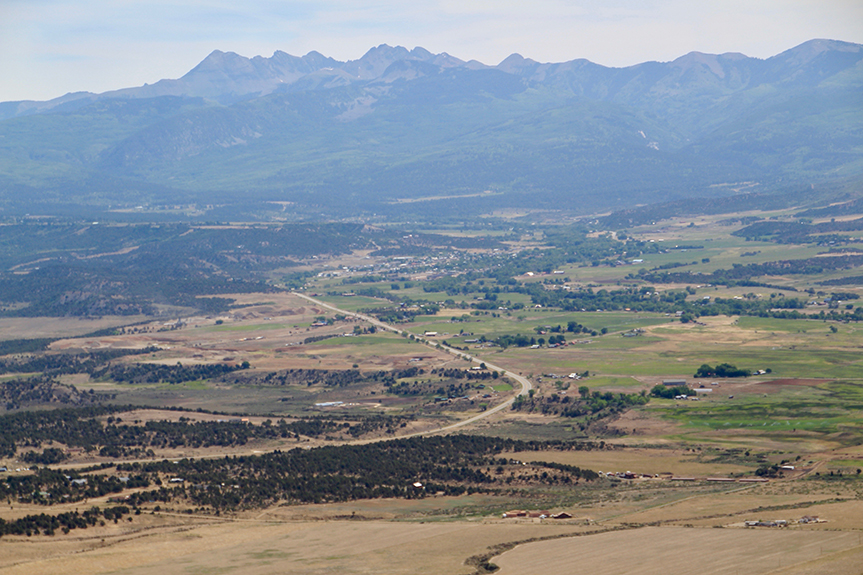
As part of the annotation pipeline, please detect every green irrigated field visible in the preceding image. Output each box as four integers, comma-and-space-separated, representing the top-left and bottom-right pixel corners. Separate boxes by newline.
315, 294, 392, 311
449, 310, 863, 381
638, 379, 863, 452
404, 310, 671, 341
206, 321, 292, 332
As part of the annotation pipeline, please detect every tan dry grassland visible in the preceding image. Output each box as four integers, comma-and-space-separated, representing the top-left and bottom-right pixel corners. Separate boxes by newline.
494, 526, 863, 575
0, 519, 591, 575
53, 291, 457, 374
503, 447, 751, 477
0, 315, 149, 340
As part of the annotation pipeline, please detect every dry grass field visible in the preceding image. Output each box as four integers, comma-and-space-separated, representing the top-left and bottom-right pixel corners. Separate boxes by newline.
0, 518, 592, 575
0, 315, 150, 340
5, 513, 862, 575
503, 447, 751, 477
52, 291, 459, 376
494, 526, 863, 575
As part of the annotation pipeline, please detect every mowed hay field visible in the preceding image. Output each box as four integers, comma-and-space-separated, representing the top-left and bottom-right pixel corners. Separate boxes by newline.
494, 526, 863, 575
503, 448, 751, 476
0, 520, 591, 575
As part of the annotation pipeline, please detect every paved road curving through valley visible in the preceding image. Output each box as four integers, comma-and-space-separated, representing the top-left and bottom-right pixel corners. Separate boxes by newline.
292, 291, 532, 434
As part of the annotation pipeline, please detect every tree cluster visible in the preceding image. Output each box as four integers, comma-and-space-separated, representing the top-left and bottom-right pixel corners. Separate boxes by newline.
92, 361, 247, 384
0, 505, 132, 538
513, 391, 648, 421
694, 363, 752, 378
116, 435, 602, 511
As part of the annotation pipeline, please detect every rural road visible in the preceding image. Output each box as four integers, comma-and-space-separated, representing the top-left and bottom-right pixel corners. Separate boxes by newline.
292, 291, 532, 434
45, 294, 530, 472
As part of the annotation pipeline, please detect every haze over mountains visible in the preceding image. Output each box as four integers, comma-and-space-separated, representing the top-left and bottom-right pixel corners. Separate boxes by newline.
1, 40, 861, 220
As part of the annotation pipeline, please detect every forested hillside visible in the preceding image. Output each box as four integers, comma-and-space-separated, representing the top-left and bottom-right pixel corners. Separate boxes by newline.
1, 40, 860, 220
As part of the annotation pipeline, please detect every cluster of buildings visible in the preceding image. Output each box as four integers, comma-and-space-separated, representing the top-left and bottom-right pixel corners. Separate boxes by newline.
744, 516, 823, 527
501, 510, 574, 519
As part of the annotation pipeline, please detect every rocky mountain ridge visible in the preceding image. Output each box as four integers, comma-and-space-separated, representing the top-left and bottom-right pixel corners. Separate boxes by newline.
0, 39, 860, 220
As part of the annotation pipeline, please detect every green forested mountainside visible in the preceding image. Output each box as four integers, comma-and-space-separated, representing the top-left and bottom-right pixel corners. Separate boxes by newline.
0, 40, 861, 219
0, 222, 509, 317
0, 223, 371, 316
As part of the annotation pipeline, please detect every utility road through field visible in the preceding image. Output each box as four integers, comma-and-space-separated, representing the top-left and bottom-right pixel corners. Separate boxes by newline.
292, 291, 532, 434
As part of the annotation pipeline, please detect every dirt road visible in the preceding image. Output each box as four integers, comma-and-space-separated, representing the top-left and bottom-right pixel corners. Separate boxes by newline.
292, 291, 532, 434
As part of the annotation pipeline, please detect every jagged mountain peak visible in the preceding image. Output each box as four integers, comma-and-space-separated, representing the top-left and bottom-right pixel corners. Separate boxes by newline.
4, 39, 862, 119
377, 59, 442, 83
496, 53, 541, 75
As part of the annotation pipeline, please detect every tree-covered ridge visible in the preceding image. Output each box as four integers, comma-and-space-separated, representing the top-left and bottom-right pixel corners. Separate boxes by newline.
0, 407, 416, 460
0, 263, 265, 317
92, 361, 247, 384
0, 223, 370, 269
0, 505, 133, 538
0, 378, 110, 411
0, 465, 150, 506
0, 347, 158, 377
599, 188, 820, 228
0, 222, 379, 317
225, 368, 383, 388
731, 217, 863, 244
0, 338, 56, 356
117, 435, 601, 510
638, 255, 863, 286
1, 437, 603, 536
519, 283, 863, 323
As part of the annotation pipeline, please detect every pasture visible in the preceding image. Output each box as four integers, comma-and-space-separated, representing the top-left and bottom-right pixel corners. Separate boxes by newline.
494, 526, 863, 575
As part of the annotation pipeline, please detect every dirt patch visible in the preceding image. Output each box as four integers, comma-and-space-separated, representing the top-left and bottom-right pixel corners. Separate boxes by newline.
605, 408, 685, 441
107, 409, 276, 426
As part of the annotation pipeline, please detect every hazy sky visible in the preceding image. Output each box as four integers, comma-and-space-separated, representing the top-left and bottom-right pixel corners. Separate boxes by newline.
2, 0, 862, 102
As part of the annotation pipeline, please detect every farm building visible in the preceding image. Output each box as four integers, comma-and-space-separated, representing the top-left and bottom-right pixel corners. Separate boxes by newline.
502, 510, 527, 518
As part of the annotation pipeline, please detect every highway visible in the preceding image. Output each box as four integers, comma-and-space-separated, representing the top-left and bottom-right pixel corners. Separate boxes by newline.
292, 291, 532, 434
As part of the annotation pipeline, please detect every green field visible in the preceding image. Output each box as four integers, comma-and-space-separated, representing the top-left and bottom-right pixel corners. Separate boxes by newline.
208, 322, 291, 332
644, 380, 863, 448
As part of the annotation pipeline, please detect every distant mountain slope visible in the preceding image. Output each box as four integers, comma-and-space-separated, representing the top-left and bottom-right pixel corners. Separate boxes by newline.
0, 40, 861, 219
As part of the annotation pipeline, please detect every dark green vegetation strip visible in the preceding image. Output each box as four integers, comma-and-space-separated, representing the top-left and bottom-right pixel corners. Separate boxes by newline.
527, 285, 860, 323
639, 255, 863, 294
732, 217, 863, 245
0, 505, 134, 538
0, 378, 111, 411
0, 347, 159, 377
3, 436, 604, 514
120, 435, 601, 511
513, 391, 649, 431
0, 407, 414, 461
94, 361, 247, 384
0, 338, 56, 355
0, 222, 374, 317
1, 466, 151, 506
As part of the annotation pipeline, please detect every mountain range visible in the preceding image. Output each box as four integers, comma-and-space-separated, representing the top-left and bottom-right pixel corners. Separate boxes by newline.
1, 39, 861, 220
